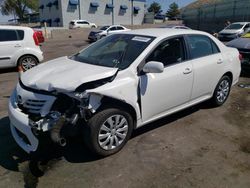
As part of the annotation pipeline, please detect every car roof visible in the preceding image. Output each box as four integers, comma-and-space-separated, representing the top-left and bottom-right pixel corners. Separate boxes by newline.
72, 20, 88, 21
231, 22, 250, 24
124, 28, 206, 38
0, 25, 31, 30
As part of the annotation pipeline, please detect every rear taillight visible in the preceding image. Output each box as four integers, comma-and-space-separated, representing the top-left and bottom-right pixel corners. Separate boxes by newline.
33, 32, 39, 46
239, 53, 243, 61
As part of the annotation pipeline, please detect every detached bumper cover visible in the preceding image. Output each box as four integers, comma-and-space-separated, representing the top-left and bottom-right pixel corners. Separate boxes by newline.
8, 90, 39, 153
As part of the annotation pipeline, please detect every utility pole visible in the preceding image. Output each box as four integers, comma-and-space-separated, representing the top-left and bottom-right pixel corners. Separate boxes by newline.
112, 0, 114, 25
78, 0, 81, 19
131, 0, 134, 26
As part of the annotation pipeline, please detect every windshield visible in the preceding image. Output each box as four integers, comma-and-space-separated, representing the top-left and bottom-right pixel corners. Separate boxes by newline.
100, 26, 110, 30
226, 23, 244, 30
71, 34, 155, 70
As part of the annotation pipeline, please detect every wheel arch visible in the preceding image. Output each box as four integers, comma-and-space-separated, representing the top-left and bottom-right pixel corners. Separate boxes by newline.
223, 71, 233, 84
99, 96, 138, 129
16, 54, 39, 67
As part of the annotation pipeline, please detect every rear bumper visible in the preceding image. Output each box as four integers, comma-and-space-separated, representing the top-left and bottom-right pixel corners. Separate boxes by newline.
8, 89, 39, 153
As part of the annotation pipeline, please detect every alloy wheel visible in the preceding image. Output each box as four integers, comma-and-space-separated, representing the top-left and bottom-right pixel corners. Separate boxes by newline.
98, 115, 128, 150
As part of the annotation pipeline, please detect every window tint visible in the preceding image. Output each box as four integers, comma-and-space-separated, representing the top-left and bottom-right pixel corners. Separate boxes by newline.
77, 21, 89, 24
0, 29, 18, 42
187, 35, 219, 59
109, 27, 117, 31
17, 30, 24, 40
146, 37, 186, 66
116, 26, 124, 30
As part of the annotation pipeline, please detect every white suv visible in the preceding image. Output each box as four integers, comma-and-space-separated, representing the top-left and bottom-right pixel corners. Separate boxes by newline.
9, 29, 241, 156
0, 26, 44, 70
69, 20, 97, 29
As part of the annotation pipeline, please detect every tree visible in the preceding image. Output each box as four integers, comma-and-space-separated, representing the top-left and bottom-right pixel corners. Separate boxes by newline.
148, 1, 161, 14
1, 0, 38, 20
166, 2, 180, 20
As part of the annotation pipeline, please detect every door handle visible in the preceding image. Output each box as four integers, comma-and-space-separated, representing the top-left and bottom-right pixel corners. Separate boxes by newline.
183, 67, 192, 74
217, 59, 223, 64
14, 44, 21, 47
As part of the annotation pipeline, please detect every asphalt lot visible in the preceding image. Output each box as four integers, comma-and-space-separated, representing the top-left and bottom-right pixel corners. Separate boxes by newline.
0, 34, 250, 188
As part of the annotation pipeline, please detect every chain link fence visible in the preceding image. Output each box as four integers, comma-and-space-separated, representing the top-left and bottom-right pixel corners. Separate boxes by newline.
181, 0, 250, 33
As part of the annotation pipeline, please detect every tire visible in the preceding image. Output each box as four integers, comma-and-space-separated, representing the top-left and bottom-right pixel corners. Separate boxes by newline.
83, 108, 133, 156
211, 75, 232, 106
18, 55, 38, 71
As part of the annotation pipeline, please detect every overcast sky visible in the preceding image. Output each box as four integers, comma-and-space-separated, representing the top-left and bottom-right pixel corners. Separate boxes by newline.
0, 0, 196, 23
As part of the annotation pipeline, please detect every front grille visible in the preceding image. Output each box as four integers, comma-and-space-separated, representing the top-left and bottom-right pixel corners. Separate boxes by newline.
221, 33, 233, 36
22, 99, 46, 114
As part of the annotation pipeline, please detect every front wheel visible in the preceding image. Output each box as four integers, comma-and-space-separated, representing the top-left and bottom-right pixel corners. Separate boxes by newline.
18, 55, 38, 71
211, 75, 232, 106
83, 108, 133, 156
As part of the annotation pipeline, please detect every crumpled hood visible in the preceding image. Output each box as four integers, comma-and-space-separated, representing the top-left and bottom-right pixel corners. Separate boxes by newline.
226, 37, 250, 49
219, 29, 242, 34
21, 56, 118, 92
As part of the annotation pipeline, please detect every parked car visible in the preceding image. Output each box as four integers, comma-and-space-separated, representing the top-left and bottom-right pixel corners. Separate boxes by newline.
160, 24, 191, 29
88, 25, 130, 42
154, 14, 166, 20
69, 20, 97, 29
226, 31, 250, 73
9, 29, 241, 157
0, 26, 43, 70
218, 22, 250, 41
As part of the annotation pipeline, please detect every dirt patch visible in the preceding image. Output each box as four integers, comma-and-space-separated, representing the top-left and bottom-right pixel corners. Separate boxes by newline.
240, 138, 250, 154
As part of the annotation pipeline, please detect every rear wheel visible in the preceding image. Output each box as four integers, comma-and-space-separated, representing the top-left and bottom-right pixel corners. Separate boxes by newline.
18, 55, 38, 71
211, 75, 232, 106
83, 108, 133, 156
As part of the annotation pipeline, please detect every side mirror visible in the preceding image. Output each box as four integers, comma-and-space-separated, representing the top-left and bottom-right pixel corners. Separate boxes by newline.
142, 61, 164, 73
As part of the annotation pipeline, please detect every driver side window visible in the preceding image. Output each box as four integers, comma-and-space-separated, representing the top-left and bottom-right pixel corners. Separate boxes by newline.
146, 37, 186, 67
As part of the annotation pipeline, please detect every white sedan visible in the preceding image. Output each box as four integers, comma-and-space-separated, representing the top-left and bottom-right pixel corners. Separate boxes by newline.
88, 25, 130, 41
9, 29, 241, 156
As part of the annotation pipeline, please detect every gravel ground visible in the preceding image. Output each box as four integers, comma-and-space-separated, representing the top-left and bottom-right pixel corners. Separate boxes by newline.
0, 34, 250, 188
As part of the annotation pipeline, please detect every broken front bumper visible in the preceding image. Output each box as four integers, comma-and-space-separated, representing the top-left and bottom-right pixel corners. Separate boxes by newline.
8, 90, 39, 153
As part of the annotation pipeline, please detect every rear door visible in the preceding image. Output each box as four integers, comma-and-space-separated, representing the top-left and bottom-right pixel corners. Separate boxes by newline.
0, 29, 23, 68
107, 26, 118, 35
186, 34, 224, 100
140, 36, 194, 122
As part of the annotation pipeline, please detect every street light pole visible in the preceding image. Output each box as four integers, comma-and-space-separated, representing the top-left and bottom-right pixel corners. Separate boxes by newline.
112, 0, 114, 25
78, 0, 81, 19
131, 0, 134, 26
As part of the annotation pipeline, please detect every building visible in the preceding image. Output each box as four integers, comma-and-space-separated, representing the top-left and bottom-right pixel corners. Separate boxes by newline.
181, 0, 250, 32
39, 0, 146, 27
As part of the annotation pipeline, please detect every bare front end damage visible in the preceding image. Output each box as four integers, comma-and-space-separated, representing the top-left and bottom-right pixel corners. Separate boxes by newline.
25, 80, 110, 148
10, 71, 140, 154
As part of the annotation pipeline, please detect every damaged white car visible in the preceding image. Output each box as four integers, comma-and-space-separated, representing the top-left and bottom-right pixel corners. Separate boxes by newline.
9, 29, 241, 156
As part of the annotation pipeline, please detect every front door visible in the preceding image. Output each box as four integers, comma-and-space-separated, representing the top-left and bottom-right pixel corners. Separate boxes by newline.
140, 36, 194, 122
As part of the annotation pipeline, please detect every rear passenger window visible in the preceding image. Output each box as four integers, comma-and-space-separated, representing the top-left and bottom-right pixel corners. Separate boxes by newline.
109, 27, 117, 31
187, 35, 220, 59
116, 26, 124, 30
17, 30, 24, 40
0, 29, 18, 42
